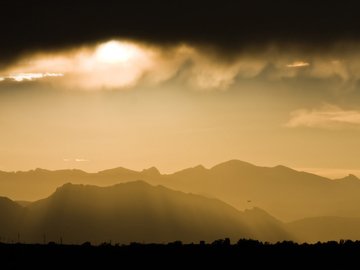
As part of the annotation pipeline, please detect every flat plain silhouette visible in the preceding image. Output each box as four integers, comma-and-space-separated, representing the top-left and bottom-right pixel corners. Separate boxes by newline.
1, 240, 359, 268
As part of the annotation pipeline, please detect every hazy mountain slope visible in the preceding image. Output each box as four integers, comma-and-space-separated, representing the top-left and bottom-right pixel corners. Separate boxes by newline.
4, 181, 360, 244
0, 197, 25, 239
159, 160, 360, 221
0, 167, 147, 201
288, 216, 360, 243
1, 160, 360, 221
1, 181, 290, 244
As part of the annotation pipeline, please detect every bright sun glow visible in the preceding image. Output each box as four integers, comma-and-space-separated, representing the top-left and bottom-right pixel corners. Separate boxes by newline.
0, 40, 154, 88
95, 41, 138, 64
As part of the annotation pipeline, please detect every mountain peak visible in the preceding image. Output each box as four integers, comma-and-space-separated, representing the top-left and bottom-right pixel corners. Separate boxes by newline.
336, 174, 360, 182
54, 180, 152, 192
187, 165, 207, 172
141, 167, 161, 176
54, 182, 79, 192
272, 165, 296, 172
211, 159, 255, 170
347, 174, 359, 180
172, 164, 207, 177
98, 167, 138, 175
0, 196, 24, 210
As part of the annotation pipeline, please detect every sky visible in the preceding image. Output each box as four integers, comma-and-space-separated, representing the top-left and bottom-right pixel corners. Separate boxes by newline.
1, 1, 360, 177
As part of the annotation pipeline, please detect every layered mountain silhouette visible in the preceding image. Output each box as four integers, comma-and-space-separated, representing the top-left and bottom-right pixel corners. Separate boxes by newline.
160, 161, 360, 221
1, 160, 360, 221
0, 181, 289, 244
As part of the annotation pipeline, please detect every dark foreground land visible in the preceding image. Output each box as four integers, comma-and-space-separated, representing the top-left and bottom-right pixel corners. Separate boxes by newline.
1, 239, 360, 268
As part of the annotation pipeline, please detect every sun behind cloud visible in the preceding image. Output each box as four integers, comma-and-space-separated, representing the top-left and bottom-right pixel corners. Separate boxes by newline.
95, 41, 140, 64
0, 40, 154, 89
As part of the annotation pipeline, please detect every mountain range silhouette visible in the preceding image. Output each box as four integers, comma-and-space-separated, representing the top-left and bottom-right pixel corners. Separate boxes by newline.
1, 160, 360, 243
2, 160, 360, 220
0, 181, 289, 244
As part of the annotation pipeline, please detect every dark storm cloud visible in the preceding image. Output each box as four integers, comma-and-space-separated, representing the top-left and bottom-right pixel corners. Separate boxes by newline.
1, 0, 360, 66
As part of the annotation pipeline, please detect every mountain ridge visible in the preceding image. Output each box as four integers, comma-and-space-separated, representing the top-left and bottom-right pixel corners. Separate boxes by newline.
1, 160, 360, 221
0, 181, 291, 244
2, 181, 360, 243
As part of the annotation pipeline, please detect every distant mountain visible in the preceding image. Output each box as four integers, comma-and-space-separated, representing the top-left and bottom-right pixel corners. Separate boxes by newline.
1, 160, 360, 221
159, 160, 360, 221
288, 216, 360, 243
334, 174, 360, 184
0, 181, 290, 244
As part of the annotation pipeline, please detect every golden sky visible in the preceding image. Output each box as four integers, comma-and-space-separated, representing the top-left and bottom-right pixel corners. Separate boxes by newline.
1, 40, 360, 177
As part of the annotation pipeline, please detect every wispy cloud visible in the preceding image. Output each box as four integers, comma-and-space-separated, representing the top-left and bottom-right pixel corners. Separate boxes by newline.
63, 158, 89, 162
1, 40, 360, 91
286, 61, 310, 68
0, 72, 63, 82
286, 105, 360, 129
75, 158, 89, 162
0, 41, 263, 91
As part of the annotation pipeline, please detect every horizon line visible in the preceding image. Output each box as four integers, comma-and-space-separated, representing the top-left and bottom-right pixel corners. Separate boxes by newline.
1, 159, 359, 179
